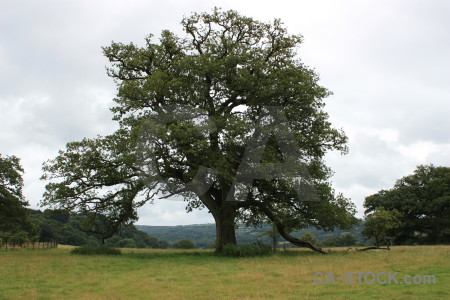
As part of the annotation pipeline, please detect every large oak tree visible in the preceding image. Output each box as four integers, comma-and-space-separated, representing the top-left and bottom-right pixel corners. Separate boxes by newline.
41, 9, 357, 253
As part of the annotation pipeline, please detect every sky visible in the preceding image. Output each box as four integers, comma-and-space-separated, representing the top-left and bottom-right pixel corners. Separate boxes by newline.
1, 0, 449, 225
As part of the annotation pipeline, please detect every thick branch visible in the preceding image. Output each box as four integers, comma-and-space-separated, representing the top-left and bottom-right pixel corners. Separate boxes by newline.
250, 200, 327, 254
197, 190, 219, 214
357, 246, 390, 252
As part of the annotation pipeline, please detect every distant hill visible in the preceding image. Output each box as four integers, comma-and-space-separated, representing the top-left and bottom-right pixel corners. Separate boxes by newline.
28, 209, 169, 248
26, 209, 367, 249
136, 222, 367, 249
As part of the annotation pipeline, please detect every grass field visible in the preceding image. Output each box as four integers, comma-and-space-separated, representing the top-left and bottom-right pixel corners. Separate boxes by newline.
0, 245, 449, 299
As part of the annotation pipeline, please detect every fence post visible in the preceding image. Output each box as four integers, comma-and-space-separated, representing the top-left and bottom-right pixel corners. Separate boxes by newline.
1, 240, 59, 251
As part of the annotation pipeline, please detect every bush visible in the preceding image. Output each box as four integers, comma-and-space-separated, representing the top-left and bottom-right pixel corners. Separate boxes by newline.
173, 239, 196, 249
71, 245, 121, 255
222, 241, 273, 257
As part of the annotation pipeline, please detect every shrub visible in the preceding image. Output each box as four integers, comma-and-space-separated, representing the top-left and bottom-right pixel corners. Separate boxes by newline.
222, 241, 273, 257
173, 240, 196, 249
71, 245, 121, 255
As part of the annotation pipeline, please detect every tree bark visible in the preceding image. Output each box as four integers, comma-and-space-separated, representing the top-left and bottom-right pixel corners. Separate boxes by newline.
275, 225, 327, 254
357, 246, 390, 251
213, 203, 237, 253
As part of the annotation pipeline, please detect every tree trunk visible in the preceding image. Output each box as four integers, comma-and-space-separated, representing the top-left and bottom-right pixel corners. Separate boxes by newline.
213, 203, 237, 253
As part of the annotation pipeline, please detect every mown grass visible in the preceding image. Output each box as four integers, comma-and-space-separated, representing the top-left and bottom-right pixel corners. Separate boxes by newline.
0, 246, 449, 299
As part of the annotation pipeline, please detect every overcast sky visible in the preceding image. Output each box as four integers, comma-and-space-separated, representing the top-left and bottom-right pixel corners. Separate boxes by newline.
1, 0, 449, 225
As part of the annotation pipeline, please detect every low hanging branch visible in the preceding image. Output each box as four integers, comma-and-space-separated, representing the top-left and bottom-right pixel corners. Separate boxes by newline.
250, 200, 327, 254
275, 223, 327, 254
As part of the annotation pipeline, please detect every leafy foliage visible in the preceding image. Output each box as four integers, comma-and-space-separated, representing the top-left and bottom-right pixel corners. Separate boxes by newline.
364, 165, 450, 244
29, 209, 168, 248
41, 8, 357, 253
258, 223, 281, 251
300, 231, 318, 246
361, 208, 402, 247
173, 239, 196, 249
137, 223, 367, 248
0, 154, 39, 243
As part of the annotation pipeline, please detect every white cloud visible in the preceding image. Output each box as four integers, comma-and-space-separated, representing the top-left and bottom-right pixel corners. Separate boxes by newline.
136, 199, 214, 226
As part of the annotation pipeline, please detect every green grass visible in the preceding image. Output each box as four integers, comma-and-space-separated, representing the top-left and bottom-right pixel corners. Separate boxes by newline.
70, 245, 122, 256
0, 246, 449, 299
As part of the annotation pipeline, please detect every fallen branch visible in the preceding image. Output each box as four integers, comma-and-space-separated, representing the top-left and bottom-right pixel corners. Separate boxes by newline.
357, 246, 390, 252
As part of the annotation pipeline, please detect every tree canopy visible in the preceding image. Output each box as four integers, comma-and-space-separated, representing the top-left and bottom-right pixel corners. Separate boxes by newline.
41, 8, 357, 253
364, 164, 450, 245
28, 209, 168, 248
0, 154, 38, 243
361, 207, 401, 248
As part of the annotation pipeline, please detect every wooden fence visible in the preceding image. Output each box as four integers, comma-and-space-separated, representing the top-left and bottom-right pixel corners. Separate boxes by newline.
0, 241, 57, 250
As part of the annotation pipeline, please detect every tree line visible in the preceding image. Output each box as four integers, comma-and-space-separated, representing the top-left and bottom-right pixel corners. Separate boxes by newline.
1, 9, 449, 253
28, 209, 170, 249
1, 152, 449, 250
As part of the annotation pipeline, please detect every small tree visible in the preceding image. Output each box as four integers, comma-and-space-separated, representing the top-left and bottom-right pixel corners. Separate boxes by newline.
259, 222, 281, 251
10, 231, 29, 246
361, 207, 402, 249
300, 232, 318, 247
0, 232, 12, 245
340, 233, 357, 247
